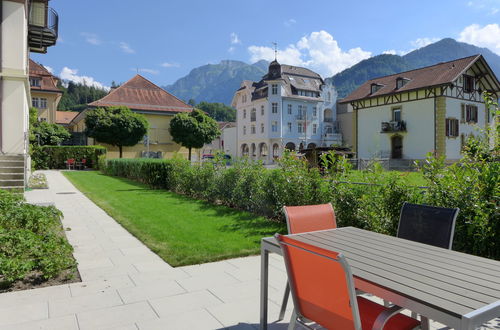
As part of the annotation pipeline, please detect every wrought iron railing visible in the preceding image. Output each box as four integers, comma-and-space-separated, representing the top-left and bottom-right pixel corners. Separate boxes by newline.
28, 6, 59, 51
381, 120, 407, 133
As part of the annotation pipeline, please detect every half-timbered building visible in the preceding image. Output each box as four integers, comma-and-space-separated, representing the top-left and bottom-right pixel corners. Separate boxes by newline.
340, 55, 500, 162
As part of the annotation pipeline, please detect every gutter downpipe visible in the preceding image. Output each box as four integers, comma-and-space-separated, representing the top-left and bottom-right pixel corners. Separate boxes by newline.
0, 1, 3, 153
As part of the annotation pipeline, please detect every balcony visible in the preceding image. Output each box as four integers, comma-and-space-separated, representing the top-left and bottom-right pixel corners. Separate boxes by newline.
28, 5, 59, 53
324, 117, 334, 122
381, 120, 406, 133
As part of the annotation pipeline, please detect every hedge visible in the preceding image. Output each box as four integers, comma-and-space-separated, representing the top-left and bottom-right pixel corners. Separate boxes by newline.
32, 145, 107, 170
101, 153, 499, 260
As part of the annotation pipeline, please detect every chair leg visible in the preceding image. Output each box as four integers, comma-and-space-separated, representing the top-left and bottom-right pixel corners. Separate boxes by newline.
288, 310, 297, 330
279, 282, 290, 321
420, 316, 430, 330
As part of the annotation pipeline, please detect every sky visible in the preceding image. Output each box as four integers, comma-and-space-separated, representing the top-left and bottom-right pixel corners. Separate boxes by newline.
31, 0, 500, 90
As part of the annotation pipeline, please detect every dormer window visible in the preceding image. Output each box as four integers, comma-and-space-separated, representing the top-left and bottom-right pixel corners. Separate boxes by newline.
370, 83, 384, 94
396, 77, 410, 89
30, 77, 41, 87
463, 75, 474, 93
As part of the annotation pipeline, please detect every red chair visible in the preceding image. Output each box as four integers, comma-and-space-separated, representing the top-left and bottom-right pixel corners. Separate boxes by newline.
66, 158, 75, 170
276, 234, 421, 330
279, 203, 337, 319
80, 158, 87, 170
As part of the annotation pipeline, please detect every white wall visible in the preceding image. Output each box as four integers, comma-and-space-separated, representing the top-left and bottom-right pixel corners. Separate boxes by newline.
2, 1, 28, 72
445, 97, 486, 160
357, 98, 435, 159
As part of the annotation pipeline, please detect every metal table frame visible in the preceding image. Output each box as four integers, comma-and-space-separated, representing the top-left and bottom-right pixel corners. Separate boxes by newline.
260, 229, 500, 330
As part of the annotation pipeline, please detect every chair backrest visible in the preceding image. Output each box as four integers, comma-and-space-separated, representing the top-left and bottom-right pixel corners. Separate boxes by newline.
397, 202, 459, 249
81, 159, 86, 164
276, 234, 361, 330
67, 158, 75, 164
283, 203, 337, 234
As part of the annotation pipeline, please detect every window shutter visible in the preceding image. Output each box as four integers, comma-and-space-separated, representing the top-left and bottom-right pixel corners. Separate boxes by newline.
461, 104, 465, 122
454, 119, 459, 137
445, 119, 449, 136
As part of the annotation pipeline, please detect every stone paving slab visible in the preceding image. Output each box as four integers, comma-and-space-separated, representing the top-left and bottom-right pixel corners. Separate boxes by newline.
0, 170, 489, 329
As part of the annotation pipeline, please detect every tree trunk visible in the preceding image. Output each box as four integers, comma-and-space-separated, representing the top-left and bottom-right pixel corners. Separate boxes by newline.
188, 147, 192, 161
119, 146, 123, 158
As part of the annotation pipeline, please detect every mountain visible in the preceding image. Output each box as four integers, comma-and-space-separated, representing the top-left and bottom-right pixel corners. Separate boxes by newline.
164, 60, 268, 105
330, 38, 500, 98
164, 38, 500, 104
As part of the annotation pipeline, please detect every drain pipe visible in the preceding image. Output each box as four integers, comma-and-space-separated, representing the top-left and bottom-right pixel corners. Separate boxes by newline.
0, 1, 3, 153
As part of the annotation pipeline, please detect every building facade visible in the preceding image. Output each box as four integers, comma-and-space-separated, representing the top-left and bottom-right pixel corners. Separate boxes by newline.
200, 122, 237, 159
232, 60, 341, 164
86, 74, 194, 159
0, 0, 58, 190
340, 55, 500, 162
29, 59, 62, 123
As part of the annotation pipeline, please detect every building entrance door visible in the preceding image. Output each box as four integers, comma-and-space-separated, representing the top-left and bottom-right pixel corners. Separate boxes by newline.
391, 135, 403, 159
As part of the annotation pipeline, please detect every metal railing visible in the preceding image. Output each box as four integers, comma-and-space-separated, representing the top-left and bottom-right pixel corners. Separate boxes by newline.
28, 6, 59, 51
381, 120, 406, 132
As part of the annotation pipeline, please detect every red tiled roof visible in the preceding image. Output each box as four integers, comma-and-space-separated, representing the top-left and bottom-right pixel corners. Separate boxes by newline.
29, 59, 62, 93
340, 55, 480, 103
56, 111, 79, 125
88, 75, 193, 113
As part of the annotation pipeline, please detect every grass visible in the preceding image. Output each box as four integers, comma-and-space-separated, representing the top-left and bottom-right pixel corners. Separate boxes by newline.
63, 171, 285, 266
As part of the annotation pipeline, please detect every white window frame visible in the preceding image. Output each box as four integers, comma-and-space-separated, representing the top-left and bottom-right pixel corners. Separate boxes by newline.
272, 103, 278, 114
271, 84, 278, 95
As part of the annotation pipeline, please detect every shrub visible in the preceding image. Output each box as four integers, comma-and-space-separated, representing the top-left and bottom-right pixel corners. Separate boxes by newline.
32, 146, 106, 170
0, 190, 76, 285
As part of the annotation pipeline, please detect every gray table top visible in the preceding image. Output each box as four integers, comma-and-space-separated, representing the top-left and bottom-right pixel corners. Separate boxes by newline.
263, 226, 500, 319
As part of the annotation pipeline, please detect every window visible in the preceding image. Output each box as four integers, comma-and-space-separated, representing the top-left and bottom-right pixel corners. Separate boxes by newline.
40, 98, 47, 109
466, 105, 478, 123
251, 108, 256, 122
30, 77, 41, 87
446, 118, 459, 137
251, 125, 256, 134
271, 84, 278, 95
463, 75, 474, 93
241, 94, 247, 103
396, 77, 409, 89
272, 102, 278, 113
327, 92, 331, 102
287, 104, 292, 115
272, 121, 278, 132
243, 109, 246, 119
243, 126, 246, 135
297, 123, 303, 133
260, 123, 264, 133
370, 83, 383, 94
312, 124, 317, 134
392, 107, 401, 122
32, 97, 40, 108
313, 107, 317, 117
261, 105, 264, 116
287, 122, 292, 132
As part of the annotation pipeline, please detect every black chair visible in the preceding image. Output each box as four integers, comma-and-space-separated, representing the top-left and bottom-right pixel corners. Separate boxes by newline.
397, 202, 459, 249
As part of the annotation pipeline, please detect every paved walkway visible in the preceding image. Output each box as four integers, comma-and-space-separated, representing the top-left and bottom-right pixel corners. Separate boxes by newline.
0, 170, 495, 329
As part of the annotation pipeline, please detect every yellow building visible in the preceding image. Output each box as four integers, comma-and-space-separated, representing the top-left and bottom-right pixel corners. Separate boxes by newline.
29, 59, 62, 123
82, 74, 194, 159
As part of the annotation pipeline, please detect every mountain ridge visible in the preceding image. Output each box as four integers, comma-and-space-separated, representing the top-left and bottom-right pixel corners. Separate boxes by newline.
164, 38, 500, 104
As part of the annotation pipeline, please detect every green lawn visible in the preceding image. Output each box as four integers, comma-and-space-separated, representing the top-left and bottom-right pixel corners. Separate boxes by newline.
64, 171, 285, 266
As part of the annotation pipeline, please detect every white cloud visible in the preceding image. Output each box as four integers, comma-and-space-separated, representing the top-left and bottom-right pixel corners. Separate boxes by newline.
81, 32, 101, 45
382, 50, 397, 55
119, 42, 135, 54
248, 30, 371, 77
458, 23, 500, 55
410, 37, 440, 49
228, 46, 236, 54
284, 19, 297, 27
59, 67, 109, 90
134, 68, 159, 75
44, 66, 54, 74
491, 7, 499, 14
230, 32, 241, 45
161, 62, 180, 68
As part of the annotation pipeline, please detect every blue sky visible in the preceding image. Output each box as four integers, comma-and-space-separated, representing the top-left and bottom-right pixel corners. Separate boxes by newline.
31, 0, 500, 89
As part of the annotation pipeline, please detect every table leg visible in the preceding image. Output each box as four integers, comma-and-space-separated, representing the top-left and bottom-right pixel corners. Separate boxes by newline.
421, 316, 430, 330
260, 245, 269, 330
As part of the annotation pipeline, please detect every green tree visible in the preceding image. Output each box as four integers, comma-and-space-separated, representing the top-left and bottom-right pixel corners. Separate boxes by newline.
31, 122, 71, 146
85, 106, 149, 158
169, 109, 221, 160
187, 99, 197, 106
196, 101, 236, 122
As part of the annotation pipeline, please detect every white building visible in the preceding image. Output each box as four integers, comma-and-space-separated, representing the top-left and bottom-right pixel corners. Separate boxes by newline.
232, 60, 341, 164
201, 122, 237, 158
339, 55, 500, 163
1, 0, 59, 190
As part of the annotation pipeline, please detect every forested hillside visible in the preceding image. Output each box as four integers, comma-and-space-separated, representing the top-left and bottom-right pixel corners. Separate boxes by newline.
57, 81, 108, 111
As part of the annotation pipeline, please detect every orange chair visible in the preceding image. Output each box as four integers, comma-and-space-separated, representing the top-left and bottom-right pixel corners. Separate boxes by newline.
279, 203, 337, 319
66, 158, 75, 170
276, 234, 421, 330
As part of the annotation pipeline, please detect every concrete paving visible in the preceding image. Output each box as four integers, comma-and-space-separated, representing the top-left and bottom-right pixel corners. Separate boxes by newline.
0, 170, 493, 329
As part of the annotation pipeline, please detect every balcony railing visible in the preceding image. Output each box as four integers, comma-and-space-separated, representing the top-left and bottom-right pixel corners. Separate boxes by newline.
381, 120, 406, 133
28, 5, 59, 53
324, 117, 334, 122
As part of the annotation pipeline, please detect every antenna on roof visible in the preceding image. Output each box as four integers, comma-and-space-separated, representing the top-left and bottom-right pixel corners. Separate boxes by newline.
272, 42, 278, 61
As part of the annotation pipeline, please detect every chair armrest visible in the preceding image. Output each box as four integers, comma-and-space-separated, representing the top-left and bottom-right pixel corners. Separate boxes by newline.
372, 305, 404, 330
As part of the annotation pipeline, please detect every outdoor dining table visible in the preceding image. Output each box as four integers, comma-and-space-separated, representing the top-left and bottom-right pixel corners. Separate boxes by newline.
260, 226, 500, 330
